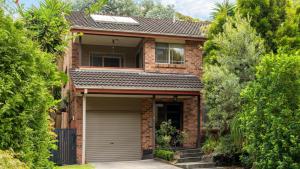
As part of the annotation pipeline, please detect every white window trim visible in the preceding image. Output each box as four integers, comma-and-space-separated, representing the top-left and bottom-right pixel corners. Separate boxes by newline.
155, 43, 185, 64
89, 52, 123, 67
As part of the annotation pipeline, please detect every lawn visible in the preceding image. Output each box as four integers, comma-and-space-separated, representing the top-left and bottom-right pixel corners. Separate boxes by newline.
54, 164, 95, 169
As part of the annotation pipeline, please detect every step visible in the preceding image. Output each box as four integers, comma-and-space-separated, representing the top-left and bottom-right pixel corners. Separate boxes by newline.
177, 157, 202, 163
179, 148, 202, 154
176, 161, 215, 169
180, 152, 203, 158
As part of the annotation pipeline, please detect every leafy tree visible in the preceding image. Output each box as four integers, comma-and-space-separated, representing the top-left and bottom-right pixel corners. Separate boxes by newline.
203, 14, 265, 135
68, 0, 198, 21
239, 52, 300, 169
0, 8, 62, 168
23, 0, 71, 56
237, 0, 291, 52
145, 3, 175, 19
101, 0, 140, 16
211, 0, 235, 19
66, 0, 108, 14
175, 12, 200, 22
275, 1, 300, 53
204, 0, 235, 63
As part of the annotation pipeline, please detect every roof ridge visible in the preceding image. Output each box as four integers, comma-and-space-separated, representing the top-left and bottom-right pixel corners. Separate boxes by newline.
70, 11, 207, 24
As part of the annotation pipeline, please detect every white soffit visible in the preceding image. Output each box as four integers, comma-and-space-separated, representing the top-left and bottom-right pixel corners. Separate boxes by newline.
91, 14, 139, 25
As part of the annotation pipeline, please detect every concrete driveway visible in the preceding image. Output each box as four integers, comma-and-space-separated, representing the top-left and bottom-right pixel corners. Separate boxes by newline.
91, 159, 181, 169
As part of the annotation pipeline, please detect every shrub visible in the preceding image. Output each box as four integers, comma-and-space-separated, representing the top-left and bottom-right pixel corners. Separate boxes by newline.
156, 120, 187, 149
0, 150, 29, 169
202, 137, 218, 155
0, 7, 60, 169
239, 53, 300, 169
154, 149, 174, 161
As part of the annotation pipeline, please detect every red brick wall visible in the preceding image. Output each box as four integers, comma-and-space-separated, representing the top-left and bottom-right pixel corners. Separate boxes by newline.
141, 99, 154, 151
183, 97, 198, 148
72, 43, 80, 68
70, 95, 83, 164
143, 38, 203, 76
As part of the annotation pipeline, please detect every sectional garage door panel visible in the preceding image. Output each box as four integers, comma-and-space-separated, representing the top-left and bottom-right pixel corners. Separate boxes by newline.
86, 98, 141, 162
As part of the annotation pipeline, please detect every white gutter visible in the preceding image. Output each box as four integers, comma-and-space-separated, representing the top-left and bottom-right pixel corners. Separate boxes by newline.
82, 89, 87, 164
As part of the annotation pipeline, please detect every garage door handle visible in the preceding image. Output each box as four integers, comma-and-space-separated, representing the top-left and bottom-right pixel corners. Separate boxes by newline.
110, 142, 114, 144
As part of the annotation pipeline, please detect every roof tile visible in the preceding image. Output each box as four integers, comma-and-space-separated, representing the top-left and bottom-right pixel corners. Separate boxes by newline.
70, 69, 202, 91
67, 11, 208, 38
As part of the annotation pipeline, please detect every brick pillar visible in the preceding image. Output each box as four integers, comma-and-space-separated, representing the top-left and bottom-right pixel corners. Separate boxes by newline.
141, 98, 154, 153
72, 43, 80, 68
143, 38, 156, 72
183, 97, 198, 148
70, 95, 83, 164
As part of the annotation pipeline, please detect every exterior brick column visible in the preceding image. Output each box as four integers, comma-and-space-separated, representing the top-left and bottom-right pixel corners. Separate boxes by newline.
72, 43, 80, 68
183, 97, 198, 148
143, 38, 156, 72
70, 95, 83, 164
141, 98, 154, 152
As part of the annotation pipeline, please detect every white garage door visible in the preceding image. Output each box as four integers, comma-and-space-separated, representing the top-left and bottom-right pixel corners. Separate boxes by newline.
86, 97, 141, 162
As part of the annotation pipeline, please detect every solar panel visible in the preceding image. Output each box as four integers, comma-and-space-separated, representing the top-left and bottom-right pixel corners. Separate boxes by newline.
90, 14, 139, 25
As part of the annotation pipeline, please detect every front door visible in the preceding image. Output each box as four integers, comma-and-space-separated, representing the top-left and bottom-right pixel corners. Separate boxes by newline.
155, 102, 183, 130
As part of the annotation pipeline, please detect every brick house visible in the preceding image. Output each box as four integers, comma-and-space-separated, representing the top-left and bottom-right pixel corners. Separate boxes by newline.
61, 11, 208, 164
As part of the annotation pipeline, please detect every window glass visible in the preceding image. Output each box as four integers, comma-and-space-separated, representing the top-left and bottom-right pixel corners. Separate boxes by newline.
90, 53, 102, 66
170, 44, 184, 64
155, 43, 169, 64
104, 57, 120, 67
155, 43, 184, 64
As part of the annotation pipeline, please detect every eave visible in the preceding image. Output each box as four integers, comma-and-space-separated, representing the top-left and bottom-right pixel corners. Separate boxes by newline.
70, 27, 207, 42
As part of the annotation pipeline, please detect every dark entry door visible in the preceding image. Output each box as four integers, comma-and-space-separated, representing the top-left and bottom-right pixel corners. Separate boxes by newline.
156, 102, 183, 130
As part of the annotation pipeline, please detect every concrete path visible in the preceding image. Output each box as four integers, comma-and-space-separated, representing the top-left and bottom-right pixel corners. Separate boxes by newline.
91, 159, 181, 169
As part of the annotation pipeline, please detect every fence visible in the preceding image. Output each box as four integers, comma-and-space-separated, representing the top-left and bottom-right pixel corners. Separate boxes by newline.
51, 128, 76, 165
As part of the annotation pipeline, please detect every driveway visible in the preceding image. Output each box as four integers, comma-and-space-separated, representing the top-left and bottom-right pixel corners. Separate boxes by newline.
91, 159, 181, 169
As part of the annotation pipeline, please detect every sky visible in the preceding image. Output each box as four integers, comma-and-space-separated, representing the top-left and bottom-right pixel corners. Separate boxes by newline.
20, 0, 235, 20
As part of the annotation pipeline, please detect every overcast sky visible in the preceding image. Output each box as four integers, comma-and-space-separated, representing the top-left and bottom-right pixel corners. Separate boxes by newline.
21, 0, 236, 20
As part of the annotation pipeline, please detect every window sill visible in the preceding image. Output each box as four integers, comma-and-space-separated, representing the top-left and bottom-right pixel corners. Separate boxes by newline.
155, 64, 186, 69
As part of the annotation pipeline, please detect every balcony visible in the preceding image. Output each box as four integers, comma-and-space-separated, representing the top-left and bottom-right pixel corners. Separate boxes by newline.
75, 34, 144, 70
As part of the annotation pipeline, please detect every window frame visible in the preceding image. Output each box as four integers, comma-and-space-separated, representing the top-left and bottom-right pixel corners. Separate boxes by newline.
89, 52, 122, 67
155, 43, 185, 64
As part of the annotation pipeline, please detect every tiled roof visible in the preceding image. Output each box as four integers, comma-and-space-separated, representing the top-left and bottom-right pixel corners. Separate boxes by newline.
67, 11, 208, 38
70, 69, 202, 91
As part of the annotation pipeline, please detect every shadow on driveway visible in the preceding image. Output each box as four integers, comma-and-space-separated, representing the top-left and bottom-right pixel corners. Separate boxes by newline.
91, 159, 181, 169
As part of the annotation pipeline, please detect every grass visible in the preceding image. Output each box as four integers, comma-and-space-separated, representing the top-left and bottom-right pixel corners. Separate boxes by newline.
54, 164, 95, 169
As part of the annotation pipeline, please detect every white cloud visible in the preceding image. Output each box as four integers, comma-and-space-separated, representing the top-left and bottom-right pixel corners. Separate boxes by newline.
160, 0, 236, 20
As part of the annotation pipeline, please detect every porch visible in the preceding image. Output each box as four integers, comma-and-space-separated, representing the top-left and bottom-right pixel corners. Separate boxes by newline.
69, 69, 203, 164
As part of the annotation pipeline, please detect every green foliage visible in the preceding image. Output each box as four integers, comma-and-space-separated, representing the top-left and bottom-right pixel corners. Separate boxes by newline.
203, 14, 265, 135
202, 137, 218, 154
101, 0, 139, 16
214, 135, 240, 155
23, 0, 71, 56
275, 2, 300, 53
175, 12, 200, 22
67, 0, 108, 14
239, 53, 300, 169
0, 150, 29, 169
68, 0, 198, 21
237, 0, 291, 52
144, 3, 175, 19
203, 66, 241, 133
211, 0, 235, 19
154, 149, 174, 161
204, 0, 235, 62
0, 8, 62, 168
156, 120, 187, 149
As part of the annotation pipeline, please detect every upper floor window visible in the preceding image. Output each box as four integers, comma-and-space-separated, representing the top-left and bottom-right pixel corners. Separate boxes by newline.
90, 53, 122, 67
155, 43, 184, 64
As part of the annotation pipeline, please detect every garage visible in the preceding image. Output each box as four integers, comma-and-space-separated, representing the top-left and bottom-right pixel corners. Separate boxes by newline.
86, 97, 142, 162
